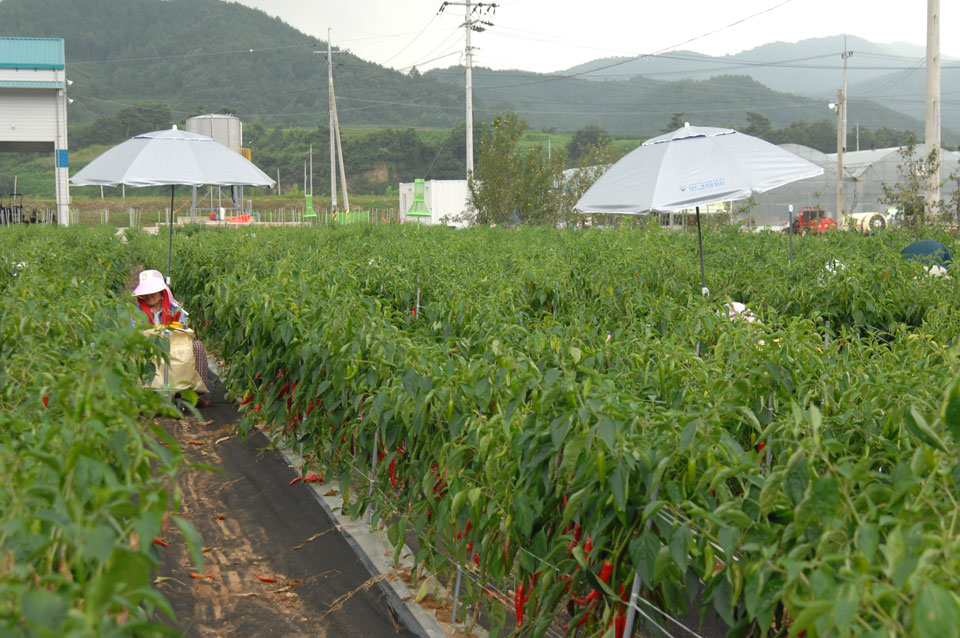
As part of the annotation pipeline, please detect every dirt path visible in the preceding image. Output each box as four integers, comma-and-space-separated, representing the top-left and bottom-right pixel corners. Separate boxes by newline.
152, 379, 416, 638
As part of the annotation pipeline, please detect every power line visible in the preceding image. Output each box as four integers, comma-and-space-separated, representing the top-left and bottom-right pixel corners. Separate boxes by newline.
377, 11, 444, 67
441, 0, 797, 93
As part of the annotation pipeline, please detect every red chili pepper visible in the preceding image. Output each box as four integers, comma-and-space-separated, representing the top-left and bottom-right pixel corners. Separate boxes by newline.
571, 589, 600, 605
238, 395, 254, 406
42, 395, 49, 408
189, 573, 214, 580
757, 440, 766, 453
599, 561, 614, 584
303, 474, 323, 483
254, 573, 275, 583
289, 477, 302, 486
187, 441, 204, 446
515, 585, 525, 626
613, 609, 627, 638
583, 536, 593, 554
388, 458, 398, 489
152, 537, 169, 547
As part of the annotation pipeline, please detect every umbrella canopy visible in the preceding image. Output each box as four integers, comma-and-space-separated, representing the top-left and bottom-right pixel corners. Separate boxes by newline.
70, 127, 275, 283
900, 240, 953, 267
575, 124, 823, 291
575, 124, 823, 214
71, 127, 275, 188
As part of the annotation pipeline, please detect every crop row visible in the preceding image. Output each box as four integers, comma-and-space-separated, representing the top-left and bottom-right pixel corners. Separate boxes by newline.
1, 227, 193, 637
149, 224, 960, 637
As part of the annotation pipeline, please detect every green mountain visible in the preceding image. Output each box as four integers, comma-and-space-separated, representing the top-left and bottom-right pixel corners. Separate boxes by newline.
425, 67, 930, 140
558, 35, 960, 137
0, 0, 948, 142
0, 0, 464, 128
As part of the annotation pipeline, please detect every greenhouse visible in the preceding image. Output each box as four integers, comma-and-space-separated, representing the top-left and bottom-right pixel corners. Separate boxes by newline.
746, 143, 960, 227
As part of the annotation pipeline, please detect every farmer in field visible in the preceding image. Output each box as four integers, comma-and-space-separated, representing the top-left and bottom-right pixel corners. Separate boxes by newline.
133, 269, 211, 404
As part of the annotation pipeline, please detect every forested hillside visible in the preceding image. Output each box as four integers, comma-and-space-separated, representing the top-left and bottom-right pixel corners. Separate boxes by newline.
0, 0, 465, 128
0, 0, 939, 140
428, 68, 929, 139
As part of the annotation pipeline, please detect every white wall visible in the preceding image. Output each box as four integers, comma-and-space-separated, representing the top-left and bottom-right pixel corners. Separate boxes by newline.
0, 88, 58, 143
398, 180, 471, 226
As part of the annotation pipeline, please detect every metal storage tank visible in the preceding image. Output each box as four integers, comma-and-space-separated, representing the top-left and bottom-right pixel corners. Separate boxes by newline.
185, 114, 245, 217
185, 114, 242, 148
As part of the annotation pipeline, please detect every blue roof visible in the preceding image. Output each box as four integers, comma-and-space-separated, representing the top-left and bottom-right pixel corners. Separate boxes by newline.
0, 37, 65, 70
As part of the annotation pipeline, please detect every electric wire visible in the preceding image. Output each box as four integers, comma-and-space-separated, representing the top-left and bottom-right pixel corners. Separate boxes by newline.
377, 11, 450, 68
461, 0, 797, 92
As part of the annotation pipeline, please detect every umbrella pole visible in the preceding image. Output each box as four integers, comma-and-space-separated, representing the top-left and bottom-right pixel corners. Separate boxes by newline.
167, 185, 174, 285
696, 206, 706, 294
788, 208, 794, 265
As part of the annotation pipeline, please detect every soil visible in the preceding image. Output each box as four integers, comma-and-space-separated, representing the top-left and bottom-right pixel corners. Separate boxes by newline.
152, 378, 416, 638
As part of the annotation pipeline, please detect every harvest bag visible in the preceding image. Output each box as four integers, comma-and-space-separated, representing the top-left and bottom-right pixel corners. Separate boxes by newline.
143, 325, 209, 394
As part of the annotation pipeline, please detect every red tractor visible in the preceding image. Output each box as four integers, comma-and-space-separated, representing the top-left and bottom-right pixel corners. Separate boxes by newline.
791, 206, 837, 235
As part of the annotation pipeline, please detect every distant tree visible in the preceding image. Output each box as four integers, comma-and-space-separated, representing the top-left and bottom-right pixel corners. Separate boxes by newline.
880, 136, 942, 228
566, 125, 611, 165
858, 126, 915, 151
663, 113, 685, 133
556, 140, 616, 229
743, 111, 772, 140
469, 112, 566, 226
770, 119, 837, 153
69, 103, 172, 147
947, 168, 960, 228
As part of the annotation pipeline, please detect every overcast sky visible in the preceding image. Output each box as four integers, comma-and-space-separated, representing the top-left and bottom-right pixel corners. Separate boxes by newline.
234, 0, 958, 73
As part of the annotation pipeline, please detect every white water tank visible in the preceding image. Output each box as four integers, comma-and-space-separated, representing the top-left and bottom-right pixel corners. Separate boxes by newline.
185, 114, 242, 148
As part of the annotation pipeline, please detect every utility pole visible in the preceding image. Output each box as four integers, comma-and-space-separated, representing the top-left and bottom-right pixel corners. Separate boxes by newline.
316, 31, 344, 212
330, 82, 349, 212
831, 92, 843, 223
839, 37, 853, 223
465, 1, 473, 178
328, 32, 337, 213
841, 36, 853, 158
439, 1, 496, 179
925, 0, 941, 219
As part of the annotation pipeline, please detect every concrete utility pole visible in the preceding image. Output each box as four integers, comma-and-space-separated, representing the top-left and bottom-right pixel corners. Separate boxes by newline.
328, 31, 337, 212
832, 91, 844, 222
439, 1, 496, 180
841, 36, 852, 158
926, 0, 941, 218
839, 37, 853, 223
465, 1, 473, 178
316, 31, 344, 212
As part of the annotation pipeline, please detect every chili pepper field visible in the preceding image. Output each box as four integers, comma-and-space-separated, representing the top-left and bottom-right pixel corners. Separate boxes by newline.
6, 223, 960, 637
0, 226, 192, 636
137, 222, 960, 638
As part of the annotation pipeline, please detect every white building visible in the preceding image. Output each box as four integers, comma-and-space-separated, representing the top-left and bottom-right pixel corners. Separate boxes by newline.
0, 37, 70, 224
398, 179, 471, 226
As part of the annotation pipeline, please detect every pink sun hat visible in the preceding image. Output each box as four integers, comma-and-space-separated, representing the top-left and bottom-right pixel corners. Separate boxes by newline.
132, 269, 178, 304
